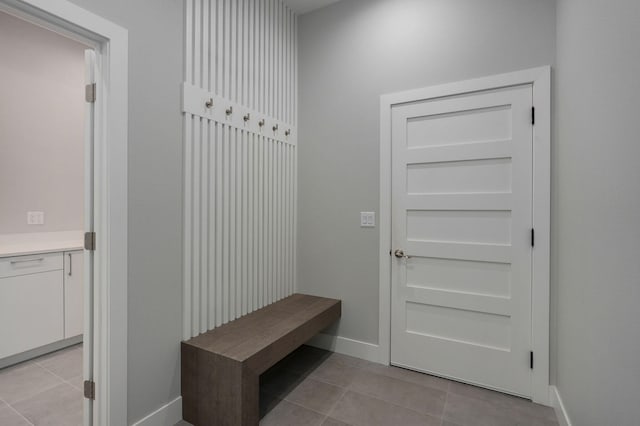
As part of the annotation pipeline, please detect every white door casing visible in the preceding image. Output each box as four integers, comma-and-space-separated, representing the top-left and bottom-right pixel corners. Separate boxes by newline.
391, 85, 533, 397
379, 67, 551, 404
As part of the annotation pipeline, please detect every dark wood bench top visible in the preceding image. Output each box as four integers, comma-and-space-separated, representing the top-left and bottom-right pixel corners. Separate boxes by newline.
182, 294, 341, 425
183, 293, 341, 375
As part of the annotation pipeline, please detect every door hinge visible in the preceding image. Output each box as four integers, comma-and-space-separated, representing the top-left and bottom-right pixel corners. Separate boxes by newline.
84, 232, 96, 251
530, 351, 534, 369
84, 380, 95, 400
531, 228, 535, 247
531, 106, 535, 125
85, 83, 96, 103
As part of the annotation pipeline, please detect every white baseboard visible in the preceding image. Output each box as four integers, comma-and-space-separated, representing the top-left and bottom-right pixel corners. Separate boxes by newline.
550, 386, 572, 426
132, 396, 182, 426
306, 333, 381, 364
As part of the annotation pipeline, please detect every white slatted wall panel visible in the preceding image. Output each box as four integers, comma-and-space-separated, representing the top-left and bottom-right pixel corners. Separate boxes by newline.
183, 0, 297, 339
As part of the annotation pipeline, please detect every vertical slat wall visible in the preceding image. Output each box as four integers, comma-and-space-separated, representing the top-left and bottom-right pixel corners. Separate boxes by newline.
183, 0, 297, 339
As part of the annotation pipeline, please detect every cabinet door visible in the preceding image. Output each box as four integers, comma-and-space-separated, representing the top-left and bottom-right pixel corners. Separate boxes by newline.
0, 271, 64, 359
64, 251, 84, 338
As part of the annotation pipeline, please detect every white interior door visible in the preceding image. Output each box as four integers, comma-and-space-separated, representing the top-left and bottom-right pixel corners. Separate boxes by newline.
84, 48, 96, 425
390, 85, 534, 397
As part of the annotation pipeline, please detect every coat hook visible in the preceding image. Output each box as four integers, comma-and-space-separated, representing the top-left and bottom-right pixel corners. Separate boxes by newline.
285, 129, 291, 137
205, 98, 213, 109
225, 106, 233, 116
243, 113, 250, 122
272, 124, 279, 133
258, 119, 265, 127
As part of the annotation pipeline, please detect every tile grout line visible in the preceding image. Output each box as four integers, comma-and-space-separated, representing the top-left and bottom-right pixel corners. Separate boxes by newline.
32, 346, 80, 369
345, 367, 447, 421
261, 387, 327, 420
345, 386, 445, 422
272, 397, 332, 423
262, 373, 347, 424
2, 364, 66, 406
282, 352, 448, 422
37, 363, 84, 392
441, 389, 450, 426
0, 396, 35, 426
350, 357, 452, 393
440, 379, 452, 426
364, 364, 452, 394
33, 345, 84, 391
322, 384, 349, 424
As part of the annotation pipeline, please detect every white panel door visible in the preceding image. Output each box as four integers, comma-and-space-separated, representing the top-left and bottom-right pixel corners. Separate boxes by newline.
390, 85, 533, 397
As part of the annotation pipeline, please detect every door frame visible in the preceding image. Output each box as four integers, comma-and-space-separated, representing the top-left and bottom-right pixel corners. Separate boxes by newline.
378, 66, 551, 405
0, 0, 129, 424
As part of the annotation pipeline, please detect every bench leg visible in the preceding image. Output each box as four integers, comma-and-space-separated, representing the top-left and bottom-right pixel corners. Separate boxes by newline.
182, 344, 260, 426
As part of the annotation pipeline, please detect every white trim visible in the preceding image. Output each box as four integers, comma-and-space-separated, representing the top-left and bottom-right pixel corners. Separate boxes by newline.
0, 1, 129, 425
306, 334, 381, 364
132, 397, 183, 426
379, 94, 392, 367
550, 386, 572, 426
182, 83, 297, 145
531, 68, 552, 405
378, 66, 551, 404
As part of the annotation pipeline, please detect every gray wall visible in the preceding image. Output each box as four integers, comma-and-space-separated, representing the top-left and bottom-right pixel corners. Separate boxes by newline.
0, 11, 85, 235
65, 0, 183, 423
297, 0, 556, 344
553, 0, 640, 424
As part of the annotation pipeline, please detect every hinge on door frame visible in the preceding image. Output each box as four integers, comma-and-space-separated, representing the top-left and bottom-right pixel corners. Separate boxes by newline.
84, 232, 96, 251
531, 106, 535, 125
85, 83, 96, 103
531, 228, 535, 247
530, 351, 534, 369
84, 380, 95, 400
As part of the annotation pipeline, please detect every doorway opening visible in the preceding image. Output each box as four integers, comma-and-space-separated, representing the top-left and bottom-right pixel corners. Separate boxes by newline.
0, 0, 128, 424
0, 9, 93, 424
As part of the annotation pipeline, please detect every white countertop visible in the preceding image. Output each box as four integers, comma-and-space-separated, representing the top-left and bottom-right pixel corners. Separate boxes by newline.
0, 231, 84, 258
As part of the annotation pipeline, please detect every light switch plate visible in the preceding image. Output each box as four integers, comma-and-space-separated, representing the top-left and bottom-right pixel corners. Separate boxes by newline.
27, 211, 45, 225
360, 212, 375, 227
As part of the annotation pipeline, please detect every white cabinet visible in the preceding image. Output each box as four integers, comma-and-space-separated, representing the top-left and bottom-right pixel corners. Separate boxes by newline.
64, 250, 84, 338
0, 249, 84, 362
0, 253, 64, 359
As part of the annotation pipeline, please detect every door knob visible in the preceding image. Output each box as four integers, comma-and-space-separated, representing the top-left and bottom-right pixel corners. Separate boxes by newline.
394, 249, 410, 259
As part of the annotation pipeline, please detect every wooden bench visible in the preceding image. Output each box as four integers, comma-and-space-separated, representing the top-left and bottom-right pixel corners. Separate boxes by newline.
181, 293, 341, 426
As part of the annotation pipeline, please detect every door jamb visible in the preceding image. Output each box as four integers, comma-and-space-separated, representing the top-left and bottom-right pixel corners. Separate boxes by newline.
378, 66, 551, 405
0, 0, 129, 423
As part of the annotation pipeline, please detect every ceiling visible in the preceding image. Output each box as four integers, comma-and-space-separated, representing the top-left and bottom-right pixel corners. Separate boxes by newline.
284, 0, 342, 14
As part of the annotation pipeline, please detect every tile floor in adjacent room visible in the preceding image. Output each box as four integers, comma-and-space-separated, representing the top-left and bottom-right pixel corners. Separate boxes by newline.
0, 344, 83, 426
178, 345, 559, 426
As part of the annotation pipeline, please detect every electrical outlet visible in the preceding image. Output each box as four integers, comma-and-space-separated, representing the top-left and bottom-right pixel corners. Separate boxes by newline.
360, 212, 375, 228
27, 211, 45, 225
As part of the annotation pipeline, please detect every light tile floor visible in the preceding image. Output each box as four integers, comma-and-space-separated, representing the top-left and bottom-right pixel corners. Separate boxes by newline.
0, 344, 83, 426
178, 345, 558, 426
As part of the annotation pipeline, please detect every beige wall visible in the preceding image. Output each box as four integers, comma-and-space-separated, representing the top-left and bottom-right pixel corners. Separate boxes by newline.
0, 11, 85, 235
